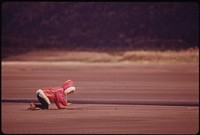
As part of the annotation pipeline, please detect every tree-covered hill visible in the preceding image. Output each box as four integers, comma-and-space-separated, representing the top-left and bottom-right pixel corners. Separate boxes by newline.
1, 2, 199, 58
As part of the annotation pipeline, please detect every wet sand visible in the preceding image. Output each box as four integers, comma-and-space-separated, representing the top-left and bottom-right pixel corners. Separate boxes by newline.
2, 103, 198, 134
1, 62, 199, 134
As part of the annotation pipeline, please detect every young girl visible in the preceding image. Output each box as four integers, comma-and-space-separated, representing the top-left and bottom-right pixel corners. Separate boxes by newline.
30, 80, 75, 110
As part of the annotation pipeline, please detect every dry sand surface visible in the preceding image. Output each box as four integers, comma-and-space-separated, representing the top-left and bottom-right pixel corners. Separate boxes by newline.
3, 49, 199, 63
1, 61, 199, 134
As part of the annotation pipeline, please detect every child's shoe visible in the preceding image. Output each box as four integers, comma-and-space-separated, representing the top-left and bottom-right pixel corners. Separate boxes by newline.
30, 102, 36, 110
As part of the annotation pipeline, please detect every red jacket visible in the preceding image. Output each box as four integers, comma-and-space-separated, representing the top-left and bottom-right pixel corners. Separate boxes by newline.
42, 80, 74, 109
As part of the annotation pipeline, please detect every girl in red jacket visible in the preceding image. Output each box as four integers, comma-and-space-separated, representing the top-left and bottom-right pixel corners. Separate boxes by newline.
30, 80, 75, 110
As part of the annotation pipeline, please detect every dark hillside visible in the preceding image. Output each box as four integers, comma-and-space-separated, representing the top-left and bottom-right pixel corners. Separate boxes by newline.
1, 2, 199, 58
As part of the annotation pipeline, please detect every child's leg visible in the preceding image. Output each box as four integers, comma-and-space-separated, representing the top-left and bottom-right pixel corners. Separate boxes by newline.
35, 94, 49, 109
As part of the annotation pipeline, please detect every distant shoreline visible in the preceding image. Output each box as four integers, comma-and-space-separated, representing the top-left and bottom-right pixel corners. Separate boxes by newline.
2, 48, 199, 64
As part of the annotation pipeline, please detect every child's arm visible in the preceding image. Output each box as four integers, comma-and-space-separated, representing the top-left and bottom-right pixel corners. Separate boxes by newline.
55, 102, 66, 109
55, 91, 67, 109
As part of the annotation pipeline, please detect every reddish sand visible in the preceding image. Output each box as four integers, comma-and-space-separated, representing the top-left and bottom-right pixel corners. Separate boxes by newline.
1, 62, 199, 134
